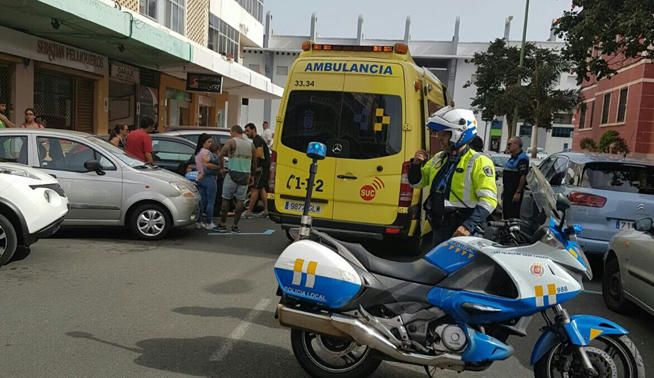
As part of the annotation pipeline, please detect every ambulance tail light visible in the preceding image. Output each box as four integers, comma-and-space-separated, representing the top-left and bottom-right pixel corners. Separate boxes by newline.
399, 161, 413, 208
268, 150, 277, 194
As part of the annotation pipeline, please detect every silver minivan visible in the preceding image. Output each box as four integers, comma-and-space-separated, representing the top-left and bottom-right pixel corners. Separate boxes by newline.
0, 129, 199, 240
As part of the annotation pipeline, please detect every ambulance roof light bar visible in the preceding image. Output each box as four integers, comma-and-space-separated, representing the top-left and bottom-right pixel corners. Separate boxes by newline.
301, 40, 408, 55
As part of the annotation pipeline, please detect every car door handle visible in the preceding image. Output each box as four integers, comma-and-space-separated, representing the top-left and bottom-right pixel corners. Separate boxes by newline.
337, 174, 357, 180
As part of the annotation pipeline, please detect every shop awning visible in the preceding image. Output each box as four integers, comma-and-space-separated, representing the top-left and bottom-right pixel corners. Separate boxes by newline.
0, 0, 282, 99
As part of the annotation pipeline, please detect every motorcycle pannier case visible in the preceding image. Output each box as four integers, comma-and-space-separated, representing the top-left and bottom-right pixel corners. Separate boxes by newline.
274, 240, 363, 309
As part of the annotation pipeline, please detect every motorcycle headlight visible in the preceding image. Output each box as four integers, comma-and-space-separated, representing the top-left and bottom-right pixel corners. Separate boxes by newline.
541, 229, 565, 249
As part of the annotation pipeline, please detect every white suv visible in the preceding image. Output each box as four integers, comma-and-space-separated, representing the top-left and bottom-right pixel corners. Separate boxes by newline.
0, 163, 69, 266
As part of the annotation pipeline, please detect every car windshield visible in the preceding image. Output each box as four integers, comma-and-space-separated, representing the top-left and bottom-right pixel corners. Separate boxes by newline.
582, 162, 654, 195
281, 90, 403, 159
86, 136, 151, 168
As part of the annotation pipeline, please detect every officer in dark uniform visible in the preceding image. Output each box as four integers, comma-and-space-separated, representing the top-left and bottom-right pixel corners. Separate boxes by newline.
502, 137, 529, 219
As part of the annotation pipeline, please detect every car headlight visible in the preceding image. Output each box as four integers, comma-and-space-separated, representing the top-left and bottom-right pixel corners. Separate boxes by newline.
0, 167, 40, 180
169, 182, 187, 193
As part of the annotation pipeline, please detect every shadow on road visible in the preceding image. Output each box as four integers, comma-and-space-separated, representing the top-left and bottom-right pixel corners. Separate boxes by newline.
65, 331, 423, 377
173, 306, 279, 330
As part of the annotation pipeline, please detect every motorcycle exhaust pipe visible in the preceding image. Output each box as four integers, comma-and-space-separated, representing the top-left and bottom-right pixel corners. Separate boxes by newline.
277, 304, 351, 339
277, 305, 465, 370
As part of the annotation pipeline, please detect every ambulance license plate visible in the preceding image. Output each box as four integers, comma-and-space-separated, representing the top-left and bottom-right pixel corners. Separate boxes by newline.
284, 201, 322, 214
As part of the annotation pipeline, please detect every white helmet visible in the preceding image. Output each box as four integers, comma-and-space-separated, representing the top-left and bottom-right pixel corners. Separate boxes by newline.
426, 107, 478, 148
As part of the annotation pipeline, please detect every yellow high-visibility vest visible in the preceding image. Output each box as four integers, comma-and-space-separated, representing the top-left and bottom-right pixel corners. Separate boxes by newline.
413, 148, 498, 213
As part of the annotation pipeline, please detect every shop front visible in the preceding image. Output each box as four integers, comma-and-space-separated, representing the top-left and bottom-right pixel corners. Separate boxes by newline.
0, 26, 108, 133
108, 61, 139, 130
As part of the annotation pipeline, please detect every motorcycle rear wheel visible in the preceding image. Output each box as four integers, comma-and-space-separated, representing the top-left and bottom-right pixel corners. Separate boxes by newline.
534, 334, 645, 378
290, 328, 382, 378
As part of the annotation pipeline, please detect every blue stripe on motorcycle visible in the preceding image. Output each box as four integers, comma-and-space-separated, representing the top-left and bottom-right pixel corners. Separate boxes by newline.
428, 287, 581, 324
424, 241, 477, 273
274, 268, 361, 309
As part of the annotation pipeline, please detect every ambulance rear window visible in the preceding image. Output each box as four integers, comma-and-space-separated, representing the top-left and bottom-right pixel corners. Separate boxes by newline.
281, 90, 402, 159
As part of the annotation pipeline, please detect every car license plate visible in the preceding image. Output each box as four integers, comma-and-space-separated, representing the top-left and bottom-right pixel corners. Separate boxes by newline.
284, 201, 322, 214
617, 220, 634, 230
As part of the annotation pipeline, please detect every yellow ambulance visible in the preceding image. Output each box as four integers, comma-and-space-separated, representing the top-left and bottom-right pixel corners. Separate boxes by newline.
268, 41, 447, 249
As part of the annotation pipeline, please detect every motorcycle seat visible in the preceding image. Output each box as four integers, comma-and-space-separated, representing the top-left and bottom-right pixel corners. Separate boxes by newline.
340, 241, 447, 286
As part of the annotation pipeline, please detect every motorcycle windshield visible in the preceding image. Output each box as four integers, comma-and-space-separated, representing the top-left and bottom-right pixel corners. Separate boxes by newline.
527, 167, 559, 221
528, 167, 593, 280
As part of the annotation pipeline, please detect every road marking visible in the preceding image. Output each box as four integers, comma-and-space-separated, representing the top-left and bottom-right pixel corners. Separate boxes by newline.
208, 229, 275, 236
209, 297, 272, 362
583, 289, 602, 295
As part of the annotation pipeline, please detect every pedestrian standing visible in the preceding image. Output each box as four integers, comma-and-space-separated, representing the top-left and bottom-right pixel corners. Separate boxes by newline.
243, 123, 270, 218
0, 102, 16, 128
21, 108, 44, 129
262, 120, 273, 148
502, 137, 529, 220
109, 124, 129, 148
194, 134, 220, 230
216, 125, 256, 233
125, 117, 155, 164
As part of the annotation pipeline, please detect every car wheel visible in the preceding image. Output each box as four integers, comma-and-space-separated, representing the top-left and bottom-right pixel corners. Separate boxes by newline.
129, 203, 171, 241
602, 256, 637, 314
0, 214, 18, 266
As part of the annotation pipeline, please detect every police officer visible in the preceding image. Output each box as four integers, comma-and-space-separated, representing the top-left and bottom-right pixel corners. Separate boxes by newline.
409, 107, 498, 246
502, 137, 529, 219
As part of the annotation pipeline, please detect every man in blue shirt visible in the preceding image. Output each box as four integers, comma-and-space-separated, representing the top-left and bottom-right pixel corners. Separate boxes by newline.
502, 137, 529, 219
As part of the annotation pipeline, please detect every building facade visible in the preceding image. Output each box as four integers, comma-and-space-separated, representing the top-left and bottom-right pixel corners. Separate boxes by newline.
0, 0, 280, 135
242, 14, 577, 153
573, 58, 654, 156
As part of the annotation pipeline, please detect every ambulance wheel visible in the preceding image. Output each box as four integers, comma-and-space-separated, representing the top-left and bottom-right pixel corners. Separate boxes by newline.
291, 329, 381, 378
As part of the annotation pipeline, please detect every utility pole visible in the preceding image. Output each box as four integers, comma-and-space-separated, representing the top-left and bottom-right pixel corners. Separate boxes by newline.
510, 0, 530, 149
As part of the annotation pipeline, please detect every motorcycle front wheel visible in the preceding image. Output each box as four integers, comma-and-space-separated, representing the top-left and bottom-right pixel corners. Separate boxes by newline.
534, 334, 645, 378
290, 328, 382, 378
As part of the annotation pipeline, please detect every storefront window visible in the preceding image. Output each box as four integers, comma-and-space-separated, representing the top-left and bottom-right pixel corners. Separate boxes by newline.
208, 14, 240, 60
138, 86, 158, 130
166, 89, 191, 127
0, 63, 10, 108
34, 71, 74, 129
109, 81, 136, 130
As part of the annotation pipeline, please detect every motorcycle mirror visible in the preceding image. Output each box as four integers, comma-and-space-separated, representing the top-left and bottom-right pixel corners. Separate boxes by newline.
555, 193, 570, 211
306, 142, 327, 160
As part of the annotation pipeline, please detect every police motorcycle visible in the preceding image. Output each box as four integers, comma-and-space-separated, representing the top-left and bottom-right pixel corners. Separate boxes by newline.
273, 142, 644, 378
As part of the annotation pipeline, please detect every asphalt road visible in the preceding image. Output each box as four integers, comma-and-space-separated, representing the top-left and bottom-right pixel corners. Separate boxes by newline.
1, 219, 652, 377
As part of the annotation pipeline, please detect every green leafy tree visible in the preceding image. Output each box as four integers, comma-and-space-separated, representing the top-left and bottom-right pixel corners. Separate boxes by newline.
464, 39, 532, 138
599, 130, 630, 154
579, 137, 598, 152
555, 0, 654, 83
467, 39, 578, 157
517, 48, 579, 158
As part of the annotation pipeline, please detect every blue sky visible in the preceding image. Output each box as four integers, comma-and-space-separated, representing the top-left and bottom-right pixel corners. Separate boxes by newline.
264, 0, 571, 42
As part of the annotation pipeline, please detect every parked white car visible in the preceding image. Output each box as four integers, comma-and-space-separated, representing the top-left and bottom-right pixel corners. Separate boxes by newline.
603, 217, 654, 316
0, 163, 69, 266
